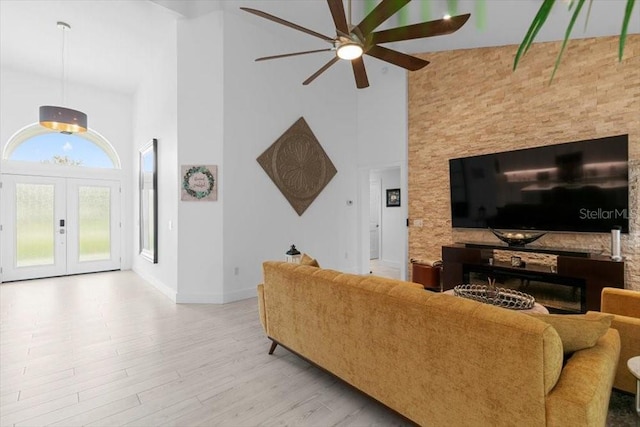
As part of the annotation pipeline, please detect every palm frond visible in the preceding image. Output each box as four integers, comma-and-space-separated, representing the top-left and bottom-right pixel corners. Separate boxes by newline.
549, 0, 586, 82
620, 0, 637, 61
513, 0, 556, 71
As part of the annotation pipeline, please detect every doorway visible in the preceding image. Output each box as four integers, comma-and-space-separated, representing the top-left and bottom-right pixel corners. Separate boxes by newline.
369, 178, 381, 260
1, 174, 121, 281
368, 167, 403, 280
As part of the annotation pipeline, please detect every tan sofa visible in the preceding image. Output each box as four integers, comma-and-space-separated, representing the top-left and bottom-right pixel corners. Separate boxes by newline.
258, 261, 620, 427
601, 287, 640, 394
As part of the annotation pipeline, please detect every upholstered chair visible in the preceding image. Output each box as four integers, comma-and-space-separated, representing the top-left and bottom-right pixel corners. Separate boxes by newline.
600, 287, 640, 394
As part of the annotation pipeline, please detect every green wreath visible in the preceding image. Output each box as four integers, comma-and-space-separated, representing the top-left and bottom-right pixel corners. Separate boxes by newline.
183, 166, 215, 199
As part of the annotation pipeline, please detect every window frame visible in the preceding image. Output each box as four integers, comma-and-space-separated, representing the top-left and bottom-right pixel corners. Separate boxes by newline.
2, 123, 122, 169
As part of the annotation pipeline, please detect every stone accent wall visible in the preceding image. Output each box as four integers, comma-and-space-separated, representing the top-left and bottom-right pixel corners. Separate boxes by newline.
408, 35, 639, 290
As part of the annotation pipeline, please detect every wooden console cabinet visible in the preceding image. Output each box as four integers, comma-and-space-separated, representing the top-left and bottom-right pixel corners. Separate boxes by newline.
442, 243, 625, 312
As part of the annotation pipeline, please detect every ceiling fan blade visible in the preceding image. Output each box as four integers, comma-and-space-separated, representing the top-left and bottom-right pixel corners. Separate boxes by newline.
351, 57, 369, 89
366, 45, 429, 71
327, 0, 350, 35
241, 7, 335, 43
370, 13, 471, 44
303, 57, 340, 85
256, 48, 333, 62
356, 0, 411, 36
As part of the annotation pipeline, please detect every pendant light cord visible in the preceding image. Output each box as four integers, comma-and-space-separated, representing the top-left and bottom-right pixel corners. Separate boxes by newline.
57, 22, 70, 107
61, 24, 66, 106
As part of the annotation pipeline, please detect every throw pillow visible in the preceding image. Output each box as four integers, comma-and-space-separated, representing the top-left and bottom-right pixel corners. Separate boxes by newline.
528, 312, 614, 354
300, 253, 320, 268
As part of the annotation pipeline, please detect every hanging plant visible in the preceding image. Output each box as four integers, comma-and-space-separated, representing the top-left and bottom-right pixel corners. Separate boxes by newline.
513, 0, 637, 82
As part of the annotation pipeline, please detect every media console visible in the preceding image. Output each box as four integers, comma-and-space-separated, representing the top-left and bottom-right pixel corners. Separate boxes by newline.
442, 243, 625, 313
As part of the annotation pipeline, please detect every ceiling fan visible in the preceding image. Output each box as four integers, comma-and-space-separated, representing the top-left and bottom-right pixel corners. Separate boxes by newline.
241, 0, 470, 89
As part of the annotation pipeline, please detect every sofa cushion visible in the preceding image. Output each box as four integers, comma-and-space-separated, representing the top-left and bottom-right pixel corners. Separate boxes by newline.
529, 312, 614, 354
301, 253, 320, 267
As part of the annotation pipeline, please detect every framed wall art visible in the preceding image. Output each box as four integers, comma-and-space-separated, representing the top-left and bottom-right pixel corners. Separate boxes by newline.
181, 165, 218, 201
386, 188, 401, 207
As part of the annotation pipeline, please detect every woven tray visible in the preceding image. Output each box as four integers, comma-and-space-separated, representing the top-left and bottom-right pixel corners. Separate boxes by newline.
453, 284, 536, 310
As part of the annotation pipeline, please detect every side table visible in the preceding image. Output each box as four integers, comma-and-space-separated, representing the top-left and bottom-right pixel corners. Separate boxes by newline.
628, 356, 640, 418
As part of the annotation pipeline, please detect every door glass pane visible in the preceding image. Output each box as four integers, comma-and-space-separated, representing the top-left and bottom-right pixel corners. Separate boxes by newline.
16, 183, 55, 267
78, 186, 111, 262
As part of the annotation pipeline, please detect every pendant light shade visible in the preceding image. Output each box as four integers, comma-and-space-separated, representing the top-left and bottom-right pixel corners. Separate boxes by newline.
39, 21, 87, 133
39, 105, 87, 133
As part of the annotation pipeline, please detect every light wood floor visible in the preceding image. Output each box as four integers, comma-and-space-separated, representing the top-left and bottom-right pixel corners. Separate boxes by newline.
1, 271, 632, 426
0, 271, 408, 427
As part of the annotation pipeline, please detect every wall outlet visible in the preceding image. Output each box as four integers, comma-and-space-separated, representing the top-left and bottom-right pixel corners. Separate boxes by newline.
414, 219, 424, 227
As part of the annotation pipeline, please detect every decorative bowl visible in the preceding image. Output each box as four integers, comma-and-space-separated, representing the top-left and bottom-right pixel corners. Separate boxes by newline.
453, 284, 536, 310
490, 229, 546, 247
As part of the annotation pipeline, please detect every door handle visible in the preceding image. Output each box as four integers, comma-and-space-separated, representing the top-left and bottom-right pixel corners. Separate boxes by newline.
59, 229, 66, 234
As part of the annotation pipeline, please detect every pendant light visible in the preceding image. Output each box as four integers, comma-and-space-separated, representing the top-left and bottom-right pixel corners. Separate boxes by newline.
39, 21, 87, 134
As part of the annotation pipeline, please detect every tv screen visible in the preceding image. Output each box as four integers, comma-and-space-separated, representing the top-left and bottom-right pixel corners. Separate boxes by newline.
449, 135, 629, 233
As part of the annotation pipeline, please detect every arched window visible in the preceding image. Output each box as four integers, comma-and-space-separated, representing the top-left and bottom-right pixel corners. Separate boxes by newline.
2, 124, 121, 169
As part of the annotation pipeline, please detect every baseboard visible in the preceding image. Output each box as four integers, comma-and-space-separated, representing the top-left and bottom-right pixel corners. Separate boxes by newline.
176, 292, 223, 304
222, 287, 257, 303
133, 269, 257, 304
175, 287, 256, 304
133, 268, 177, 302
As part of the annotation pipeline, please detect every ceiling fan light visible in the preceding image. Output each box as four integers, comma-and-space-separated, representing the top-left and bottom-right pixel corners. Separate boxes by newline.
39, 105, 88, 133
337, 43, 363, 60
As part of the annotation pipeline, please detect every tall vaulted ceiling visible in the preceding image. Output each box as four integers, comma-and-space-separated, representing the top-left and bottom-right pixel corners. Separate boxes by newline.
1, 0, 637, 94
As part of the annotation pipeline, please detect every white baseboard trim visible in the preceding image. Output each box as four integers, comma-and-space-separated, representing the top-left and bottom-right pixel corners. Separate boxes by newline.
133, 268, 177, 302
222, 287, 257, 303
132, 268, 257, 304
176, 292, 223, 304
176, 287, 256, 304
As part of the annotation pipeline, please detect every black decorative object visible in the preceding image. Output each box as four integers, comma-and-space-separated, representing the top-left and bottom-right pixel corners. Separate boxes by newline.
490, 229, 546, 247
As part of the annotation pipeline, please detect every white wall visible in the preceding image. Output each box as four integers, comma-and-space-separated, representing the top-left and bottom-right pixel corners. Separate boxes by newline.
371, 168, 403, 268
0, 3, 411, 300
0, 67, 134, 274
131, 20, 179, 299
175, 11, 225, 303
221, 8, 360, 301
356, 61, 409, 278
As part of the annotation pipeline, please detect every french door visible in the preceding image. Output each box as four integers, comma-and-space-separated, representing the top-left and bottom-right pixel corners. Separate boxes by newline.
1, 174, 121, 282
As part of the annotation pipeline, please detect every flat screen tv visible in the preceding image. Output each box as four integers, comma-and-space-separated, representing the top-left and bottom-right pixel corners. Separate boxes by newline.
449, 135, 629, 233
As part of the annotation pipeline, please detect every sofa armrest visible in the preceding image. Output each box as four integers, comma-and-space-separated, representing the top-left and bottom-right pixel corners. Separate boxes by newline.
257, 284, 267, 333
545, 328, 620, 427
601, 287, 640, 318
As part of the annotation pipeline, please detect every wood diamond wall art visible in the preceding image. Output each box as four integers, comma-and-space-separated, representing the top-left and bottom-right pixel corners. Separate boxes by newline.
257, 117, 337, 216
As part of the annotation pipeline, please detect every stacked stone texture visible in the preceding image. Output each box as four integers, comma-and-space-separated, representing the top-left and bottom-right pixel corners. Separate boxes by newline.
408, 35, 639, 290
